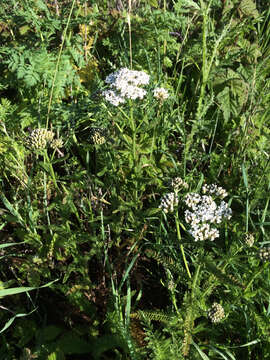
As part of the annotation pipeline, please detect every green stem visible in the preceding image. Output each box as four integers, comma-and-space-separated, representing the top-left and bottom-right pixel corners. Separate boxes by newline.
196, 1, 208, 122
150, 107, 160, 160
129, 103, 138, 202
43, 172, 52, 236
46, 0, 76, 128
175, 210, 192, 279
191, 264, 201, 296
44, 151, 59, 190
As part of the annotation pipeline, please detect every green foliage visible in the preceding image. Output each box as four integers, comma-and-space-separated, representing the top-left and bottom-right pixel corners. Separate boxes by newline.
0, 0, 270, 358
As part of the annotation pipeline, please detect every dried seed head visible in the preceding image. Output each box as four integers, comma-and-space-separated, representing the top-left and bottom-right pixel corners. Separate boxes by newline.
50, 138, 64, 149
207, 303, 225, 323
25, 129, 55, 150
258, 247, 270, 262
89, 127, 106, 145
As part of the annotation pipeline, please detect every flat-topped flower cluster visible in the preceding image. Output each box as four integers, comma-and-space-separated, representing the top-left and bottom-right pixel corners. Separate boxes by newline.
184, 184, 232, 241
102, 68, 169, 106
102, 68, 150, 106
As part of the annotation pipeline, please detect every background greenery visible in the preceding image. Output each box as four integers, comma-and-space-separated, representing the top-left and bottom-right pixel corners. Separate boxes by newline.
0, 0, 270, 358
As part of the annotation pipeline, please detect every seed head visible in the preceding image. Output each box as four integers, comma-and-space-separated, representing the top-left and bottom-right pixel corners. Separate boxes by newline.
50, 138, 64, 149
25, 129, 55, 150
258, 247, 270, 262
89, 127, 106, 145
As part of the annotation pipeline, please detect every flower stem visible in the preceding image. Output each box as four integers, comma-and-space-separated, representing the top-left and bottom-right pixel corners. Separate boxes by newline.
175, 210, 192, 279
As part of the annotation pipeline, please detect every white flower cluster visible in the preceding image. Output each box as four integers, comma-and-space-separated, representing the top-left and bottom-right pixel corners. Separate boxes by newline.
184, 185, 232, 241
244, 233, 255, 247
169, 177, 189, 191
153, 87, 169, 102
159, 192, 179, 213
202, 183, 228, 199
207, 303, 225, 323
102, 68, 150, 106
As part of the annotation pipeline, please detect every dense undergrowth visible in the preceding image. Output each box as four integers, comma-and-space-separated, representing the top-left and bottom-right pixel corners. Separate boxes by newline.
0, 0, 270, 359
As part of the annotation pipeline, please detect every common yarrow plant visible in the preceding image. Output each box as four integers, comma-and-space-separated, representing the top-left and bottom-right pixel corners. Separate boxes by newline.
102, 68, 150, 106
184, 184, 232, 241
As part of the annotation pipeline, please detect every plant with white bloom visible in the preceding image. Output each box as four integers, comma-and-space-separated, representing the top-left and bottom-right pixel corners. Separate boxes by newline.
169, 177, 188, 191
184, 185, 232, 241
102, 68, 150, 106
159, 192, 179, 213
153, 87, 169, 102
207, 303, 225, 323
202, 183, 228, 199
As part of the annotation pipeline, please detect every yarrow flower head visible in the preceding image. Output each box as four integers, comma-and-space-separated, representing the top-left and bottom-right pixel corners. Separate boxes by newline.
153, 87, 169, 102
244, 233, 255, 247
25, 128, 55, 150
169, 177, 189, 191
184, 184, 232, 241
102, 68, 150, 106
159, 192, 179, 213
202, 184, 228, 199
207, 303, 225, 323
50, 138, 63, 149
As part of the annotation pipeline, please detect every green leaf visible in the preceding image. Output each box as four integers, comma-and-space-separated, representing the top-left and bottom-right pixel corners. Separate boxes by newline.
217, 86, 230, 122
0, 241, 25, 249
0, 194, 25, 227
241, 163, 249, 190
48, 350, 65, 360
239, 0, 259, 18
192, 340, 210, 359
0, 279, 58, 298
57, 332, 92, 355
0, 309, 36, 334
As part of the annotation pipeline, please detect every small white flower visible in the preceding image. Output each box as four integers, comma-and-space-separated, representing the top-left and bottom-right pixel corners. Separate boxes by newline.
102, 89, 125, 106
184, 193, 201, 210
153, 87, 169, 101
202, 184, 228, 199
159, 192, 179, 213
170, 177, 189, 190
244, 233, 255, 247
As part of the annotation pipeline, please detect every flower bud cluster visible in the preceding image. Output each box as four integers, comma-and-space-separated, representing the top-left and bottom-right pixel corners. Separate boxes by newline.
244, 233, 255, 247
102, 68, 150, 106
184, 185, 232, 241
207, 303, 225, 323
50, 138, 64, 149
159, 192, 179, 213
89, 127, 106, 145
258, 247, 270, 262
153, 87, 169, 102
202, 184, 228, 199
25, 128, 55, 150
169, 177, 189, 191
